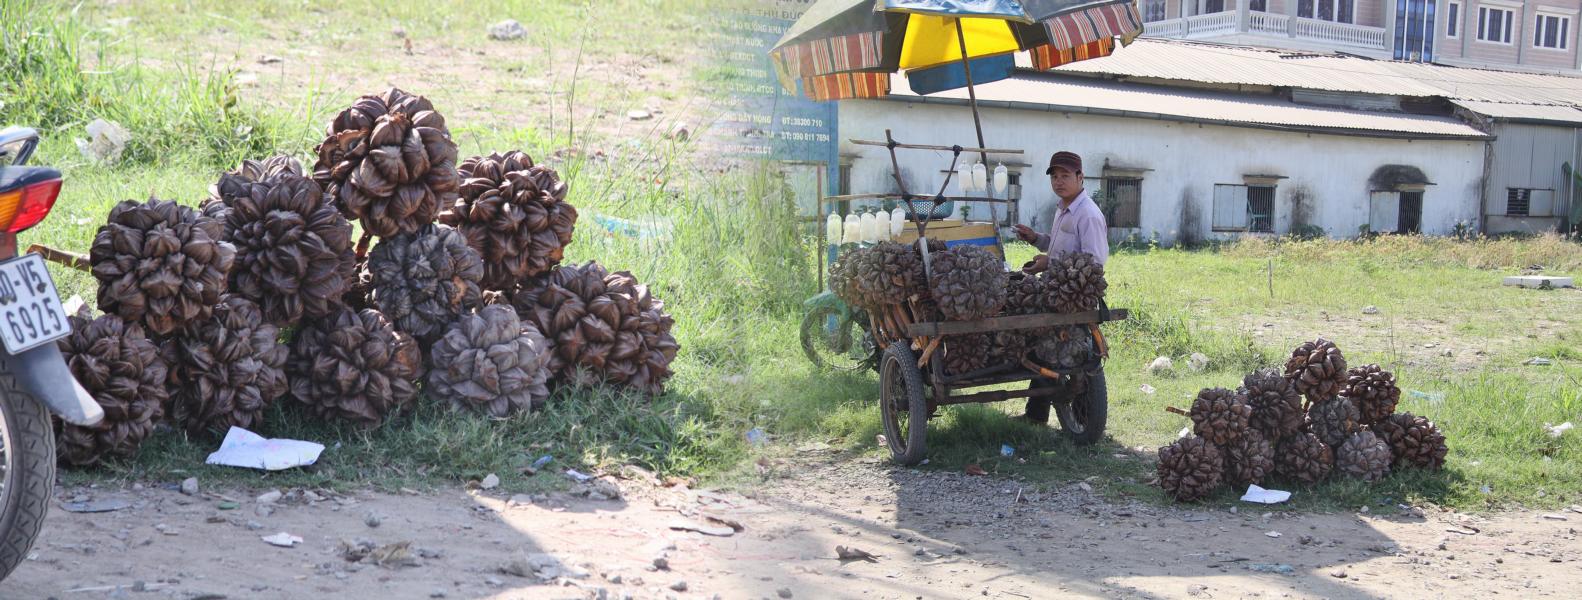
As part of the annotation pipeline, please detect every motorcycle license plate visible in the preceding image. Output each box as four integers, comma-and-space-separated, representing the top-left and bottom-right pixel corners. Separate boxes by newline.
0, 253, 70, 354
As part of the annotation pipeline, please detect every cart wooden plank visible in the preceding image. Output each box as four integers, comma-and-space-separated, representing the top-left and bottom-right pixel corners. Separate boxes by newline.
906, 309, 1128, 337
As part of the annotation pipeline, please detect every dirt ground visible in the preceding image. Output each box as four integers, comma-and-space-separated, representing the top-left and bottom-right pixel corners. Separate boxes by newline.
10, 450, 1580, 600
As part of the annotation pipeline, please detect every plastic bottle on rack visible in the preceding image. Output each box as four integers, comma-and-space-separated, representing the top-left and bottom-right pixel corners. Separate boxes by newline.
842, 213, 862, 245
874, 209, 892, 241
825, 213, 842, 245
971, 161, 988, 197
860, 211, 878, 243
890, 206, 907, 237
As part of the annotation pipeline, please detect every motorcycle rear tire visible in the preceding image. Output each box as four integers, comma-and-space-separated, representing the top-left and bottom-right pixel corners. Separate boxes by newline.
0, 372, 55, 582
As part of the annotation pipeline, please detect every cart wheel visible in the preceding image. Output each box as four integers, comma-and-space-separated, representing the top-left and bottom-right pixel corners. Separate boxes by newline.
800, 306, 873, 372
1055, 369, 1108, 446
879, 343, 929, 466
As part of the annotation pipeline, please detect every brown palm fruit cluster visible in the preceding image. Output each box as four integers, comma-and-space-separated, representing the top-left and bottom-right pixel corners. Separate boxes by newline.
856, 241, 926, 306
167, 296, 289, 436
942, 333, 992, 375
202, 155, 356, 327
1373, 413, 1448, 469
511, 262, 679, 396
1189, 387, 1253, 446
442, 151, 577, 291
365, 223, 485, 346
312, 88, 460, 237
54, 308, 168, 466
89, 197, 236, 337
1336, 430, 1393, 482
428, 305, 553, 417
1049, 252, 1107, 313
828, 251, 865, 309
1241, 369, 1306, 438
928, 245, 1006, 320
987, 329, 1029, 365
1156, 436, 1223, 502
1275, 431, 1334, 485
1284, 338, 1347, 404
1307, 396, 1361, 448
1342, 364, 1400, 425
1031, 325, 1093, 369
1224, 427, 1276, 487
286, 306, 421, 429
1004, 271, 1058, 315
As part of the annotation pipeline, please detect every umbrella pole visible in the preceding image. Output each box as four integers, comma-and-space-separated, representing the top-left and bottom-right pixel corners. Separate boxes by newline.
953, 19, 998, 233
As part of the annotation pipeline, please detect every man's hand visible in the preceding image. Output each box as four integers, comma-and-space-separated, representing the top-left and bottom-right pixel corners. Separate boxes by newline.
1022, 254, 1050, 274
1013, 224, 1039, 244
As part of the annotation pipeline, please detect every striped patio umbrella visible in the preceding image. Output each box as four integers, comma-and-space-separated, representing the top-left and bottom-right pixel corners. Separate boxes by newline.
770, 0, 1144, 102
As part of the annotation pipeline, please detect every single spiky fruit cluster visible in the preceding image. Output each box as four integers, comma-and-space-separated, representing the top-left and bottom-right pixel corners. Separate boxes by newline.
1342, 364, 1400, 425
1241, 369, 1306, 438
89, 197, 236, 337
203, 155, 356, 327
54, 308, 168, 467
1031, 326, 1093, 370
286, 306, 422, 429
167, 296, 288, 436
860, 241, 927, 306
942, 333, 992, 375
1373, 413, 1448, 469
1189, 387, 1252, 446
987, 329, 1030, 366
312, 88, 460, 237
442, 150, 577, 290
1307, 396, 1361, 448
1224, 427, 1276, 488
365, 223, 485, 346
511, 262, 679, 395
1284, 338, 1347, 403
1156, 436, 1224, 502
928, 245, 1006, 320
428, 305, 553, 417
1336, 430, 1393, 482
1049, 252, 1107, 313
1275, 431, 1333, 486
1005, 270, 1059, 315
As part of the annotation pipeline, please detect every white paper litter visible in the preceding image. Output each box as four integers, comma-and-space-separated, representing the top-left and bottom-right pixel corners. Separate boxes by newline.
1546, 422, 1574, 438
262, 532, 302, 547
565, 469, 594, 483
205, 427, 324, 471
74, 118, 131, 165
1139, 384, 1156, 395
1241, 484, 1292, 505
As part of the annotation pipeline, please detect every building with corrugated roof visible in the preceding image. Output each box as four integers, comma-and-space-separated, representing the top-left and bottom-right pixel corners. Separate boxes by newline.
834, 38, 1579, 244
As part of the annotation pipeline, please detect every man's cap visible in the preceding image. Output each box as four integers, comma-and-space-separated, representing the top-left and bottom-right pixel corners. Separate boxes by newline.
1046, 151, 1082, 175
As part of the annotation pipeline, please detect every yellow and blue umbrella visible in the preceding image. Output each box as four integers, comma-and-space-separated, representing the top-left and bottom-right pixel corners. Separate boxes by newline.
770, 0, 1143, 101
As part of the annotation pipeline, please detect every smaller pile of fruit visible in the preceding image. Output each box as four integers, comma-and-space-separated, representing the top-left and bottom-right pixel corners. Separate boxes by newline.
1156, 338, 1448, 502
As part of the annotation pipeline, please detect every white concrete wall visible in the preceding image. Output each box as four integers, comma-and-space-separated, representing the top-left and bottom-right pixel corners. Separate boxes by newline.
838, 99, 1487, 245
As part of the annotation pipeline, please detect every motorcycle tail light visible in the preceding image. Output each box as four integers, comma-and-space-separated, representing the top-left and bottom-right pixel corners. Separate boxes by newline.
0, 178, 62, 233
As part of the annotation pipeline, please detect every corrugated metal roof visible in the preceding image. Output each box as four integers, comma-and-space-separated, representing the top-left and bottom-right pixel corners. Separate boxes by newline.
1452, 100, 1582, 124
1055, 39, 1582, 106
890, 72, 1490, 138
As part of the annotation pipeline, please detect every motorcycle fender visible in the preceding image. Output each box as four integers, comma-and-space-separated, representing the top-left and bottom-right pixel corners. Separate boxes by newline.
0, 342, 103, 426
802, 290, 848, 314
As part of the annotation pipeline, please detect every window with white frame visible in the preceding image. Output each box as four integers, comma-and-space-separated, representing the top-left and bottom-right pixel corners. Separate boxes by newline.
1447, 1, 1460, 38
1143, 0, 1167, 22
1479, 6, 1515, 44
1535, 13, 1570, 49
1298, 0, 1355, 23
1211, 184, 1276, 233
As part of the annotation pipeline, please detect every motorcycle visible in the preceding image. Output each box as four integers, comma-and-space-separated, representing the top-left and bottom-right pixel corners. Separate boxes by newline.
0, 126, 104, 581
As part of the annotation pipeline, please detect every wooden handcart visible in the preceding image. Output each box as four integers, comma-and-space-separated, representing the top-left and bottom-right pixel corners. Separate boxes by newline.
867, 288, 1127, 465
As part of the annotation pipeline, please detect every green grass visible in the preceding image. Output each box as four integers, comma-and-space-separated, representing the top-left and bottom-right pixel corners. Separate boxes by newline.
12, 0, 1582, 513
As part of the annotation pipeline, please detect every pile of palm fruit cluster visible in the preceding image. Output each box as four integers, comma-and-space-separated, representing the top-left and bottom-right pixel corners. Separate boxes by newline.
54, 88, 678, 468
1155, 338, 1449, 502
828, 235, 1108, 379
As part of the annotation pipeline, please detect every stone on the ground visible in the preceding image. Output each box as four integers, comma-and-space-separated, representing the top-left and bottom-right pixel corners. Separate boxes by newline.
180, 478, 199, 496
1147, 356, 1173, 374
488, 20, 527, 41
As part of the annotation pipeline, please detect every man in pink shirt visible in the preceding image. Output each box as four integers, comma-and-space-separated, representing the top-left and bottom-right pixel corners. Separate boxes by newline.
1012, 150, 1108, 424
